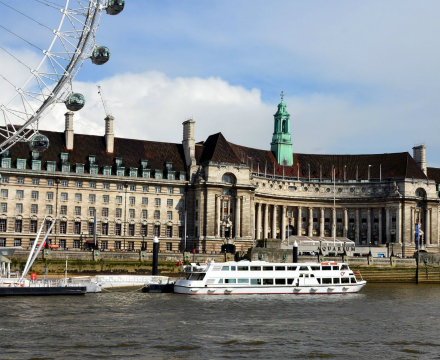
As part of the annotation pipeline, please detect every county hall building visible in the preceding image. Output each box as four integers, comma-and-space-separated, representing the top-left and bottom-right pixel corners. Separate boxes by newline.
0, 98, 439, 254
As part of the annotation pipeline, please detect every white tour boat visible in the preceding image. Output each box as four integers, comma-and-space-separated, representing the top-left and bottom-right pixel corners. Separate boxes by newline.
174, 260, 366, 295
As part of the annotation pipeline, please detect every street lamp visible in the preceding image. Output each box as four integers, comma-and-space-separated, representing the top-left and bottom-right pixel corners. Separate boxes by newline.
141, 234, 146, 251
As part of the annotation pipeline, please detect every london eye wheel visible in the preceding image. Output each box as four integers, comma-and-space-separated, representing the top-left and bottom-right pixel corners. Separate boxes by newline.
0, 0, 124, 154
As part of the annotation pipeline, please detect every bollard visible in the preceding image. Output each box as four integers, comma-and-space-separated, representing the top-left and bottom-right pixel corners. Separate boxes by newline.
293, 241, 298, 263
152, 236, 159, 276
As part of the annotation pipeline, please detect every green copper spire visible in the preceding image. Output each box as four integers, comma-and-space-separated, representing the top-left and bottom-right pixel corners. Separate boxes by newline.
270, 91, 293, 166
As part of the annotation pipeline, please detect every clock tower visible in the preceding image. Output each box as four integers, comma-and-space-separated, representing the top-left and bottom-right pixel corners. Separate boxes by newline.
270, 92, 293, 166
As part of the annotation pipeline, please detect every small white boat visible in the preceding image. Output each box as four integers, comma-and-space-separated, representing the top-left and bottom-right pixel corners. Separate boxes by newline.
174, 260, 366, 295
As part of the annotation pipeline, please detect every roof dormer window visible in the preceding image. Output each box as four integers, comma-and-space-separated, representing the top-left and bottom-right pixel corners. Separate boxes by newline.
115, 157, 123, 167
141, 159, 148, 169
60, 153, 68, 162
166, 162, 173, 170
129, 168, 138, 177
88, 155, 96, 164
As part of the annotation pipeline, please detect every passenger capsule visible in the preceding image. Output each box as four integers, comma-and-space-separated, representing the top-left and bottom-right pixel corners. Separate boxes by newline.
29, 133, 49, 152
91, 46, 111, 65
65, 93, 85, 111
106, 0, 125, 15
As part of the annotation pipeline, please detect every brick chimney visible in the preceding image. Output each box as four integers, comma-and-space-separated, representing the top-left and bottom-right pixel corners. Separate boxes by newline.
182, 119, 196, 168
104, 115, 114, 153
64, 111, 74, 150
413, 145, 427, 175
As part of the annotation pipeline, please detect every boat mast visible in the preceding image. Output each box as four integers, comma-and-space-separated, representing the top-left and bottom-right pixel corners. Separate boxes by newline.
333, 166, 336, 246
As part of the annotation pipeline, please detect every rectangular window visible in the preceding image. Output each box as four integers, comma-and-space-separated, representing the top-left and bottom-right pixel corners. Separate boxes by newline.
88, 222, 94, 235
115, 224, 122, 236
155, 198, 161, 206
103, 195, 109, 203
101, 223, 108, 236
1, 176, 9, 183
16, 203, 23, 214
116, 208, 122, 218
166, 226, 172, 237
75, 206, 81, 216
89, 207, 95, 217
73, 240, 80, 249
46, 192, 53, 200
76, 164, 84, 174
167, 211, 172, 220
76, 181, 83, 188
166, 241, 172, 250
62, 164, 70, 172
129, 168, 138, 177
154, 225, 160, 236
74, 222, 81, 235
32, 160, 41, 171
142, 197, 148, 205
103, 183, 110, 190
114, 241, 121, 250
0, 189, 8, 198
61, 180, 68, 187
32, 178, 39, 185
102, 207, 109, 217
46, 205, 53, 215
90, 182, 96, 189
15, 220, 22, 233
31, 191, 39, 200
141, 224, 147, 237
168, 187, 173, 194
60, 153, 68, 162
143, 185, 149, 192
129, 224, 135, 236
116, 184, 123, 190
47, 179, 54, 186
103, 166, 111, 176
142, 210, 148, 219
155, 186, 161, 194
101, 240, 108, 250
75, 193, 82, 202
30, 220, 37, 233
2, 158, 11, 168
142, 170, 150, 178
14, 238, 21, 247
59, 239, 66, 249
129, 184, 136, 191
60, 205, 67, 215
90, 165, 98, 175
0, 220, 6, 232
61, 192, 68, 201
60, 221, 67, 234
167, 199, 173, 207
129, 209, 135, 218
116, 168, 124, 176
47, 162, 56, 172
1, 203, 7, 212
17, 177, 24, 184
116, 196, 122, 204
129, 196, 135, 205
89, 194, 95, 203
155, 170, 163, 179
17, 159, 26, 169
154, 210, 160, 220
30, 204, 38, 214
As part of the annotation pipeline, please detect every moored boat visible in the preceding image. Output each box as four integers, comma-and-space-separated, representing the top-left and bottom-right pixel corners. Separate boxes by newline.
174, 260, 366, 295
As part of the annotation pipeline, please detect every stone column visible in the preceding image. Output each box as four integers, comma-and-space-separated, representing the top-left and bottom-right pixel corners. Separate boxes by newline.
256, 203, 262, 240
367, 208, 371, 245
385, 207, 390, 243
320, 208, 325, 237
297, 206, 302, 236
281, 206, 286, 241
216, 195, 221, 237
396, 204, 401, 244
425, 208, 430, 246
308, 207, 313, 237
343, 208, 348, 238
331, 208, 336, 238
411, 208, 415, 245
235, 197, 241, 238
356, 208, 360, 244
272, 205, 277, 239
378, 208, 382, 244
263, 204, 268, 239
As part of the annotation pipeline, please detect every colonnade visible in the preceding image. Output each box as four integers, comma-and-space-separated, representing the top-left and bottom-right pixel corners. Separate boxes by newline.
215, 195, 242, 238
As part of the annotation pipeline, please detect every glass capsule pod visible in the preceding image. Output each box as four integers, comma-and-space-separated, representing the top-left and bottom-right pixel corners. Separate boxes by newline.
106, 0, 125, 15
29, 133, 49, 152
91, 46, 111, 65
65, 93, 85, 111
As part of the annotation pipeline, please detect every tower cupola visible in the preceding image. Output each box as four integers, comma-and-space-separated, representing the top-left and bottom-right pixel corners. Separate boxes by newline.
270, 91, 293, 166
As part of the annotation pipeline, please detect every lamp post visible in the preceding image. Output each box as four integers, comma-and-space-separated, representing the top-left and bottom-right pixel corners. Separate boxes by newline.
141, 234, 146, 251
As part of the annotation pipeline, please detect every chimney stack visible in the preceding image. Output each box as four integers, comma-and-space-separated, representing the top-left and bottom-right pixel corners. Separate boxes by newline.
182, 119, 197, 181
64, 111, 74, 150
105, 115, 114, 153
413, 145, 427, 175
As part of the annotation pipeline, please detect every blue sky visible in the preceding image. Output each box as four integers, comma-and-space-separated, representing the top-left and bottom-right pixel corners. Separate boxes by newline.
2, 1, 440, 167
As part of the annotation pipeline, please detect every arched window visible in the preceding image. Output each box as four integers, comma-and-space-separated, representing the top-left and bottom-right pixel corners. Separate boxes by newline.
415, 188, 426, 198
222, 173, 235, 184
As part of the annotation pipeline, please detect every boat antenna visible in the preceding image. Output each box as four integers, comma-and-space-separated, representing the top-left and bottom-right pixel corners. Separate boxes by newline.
333, 166, 336, 246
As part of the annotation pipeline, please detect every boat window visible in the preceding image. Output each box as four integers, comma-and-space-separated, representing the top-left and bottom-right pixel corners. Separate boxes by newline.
221, 266, 229, 271
186, 274, 191, 280
332, 266, 339, 270
275, 266, 285, 271
262, 279, 273, 285
250, 266, 261, 271
231, 266, 236, 271
275, 279, 286, 285
299, 266, 309, 271
333, 278, 340, 284
322, 278, 332, 284
238, 266, 248, 271
316, 278, 321, 284
263, 266, 274, 271
197, 274, 205, 280
350, 277, 357, 284
322, 266, 331, 271
341, 278, 349, 284
218, 279, 223, 284
225, 279, 236, 284
238, 279, 249, 284
310, 266, 320, 271
287, 266, 297, 271
251, 279, 261, 285
287, 278, 296, 284
341, 264, 349, 270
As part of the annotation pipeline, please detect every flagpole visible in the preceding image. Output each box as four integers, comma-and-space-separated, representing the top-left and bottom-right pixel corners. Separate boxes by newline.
94, 210, 97, 249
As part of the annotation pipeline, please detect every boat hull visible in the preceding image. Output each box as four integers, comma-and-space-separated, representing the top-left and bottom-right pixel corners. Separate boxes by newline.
174, 281, 366, 295
0, 286, 87, 296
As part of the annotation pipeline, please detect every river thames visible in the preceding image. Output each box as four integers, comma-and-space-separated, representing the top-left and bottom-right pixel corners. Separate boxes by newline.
1, 283, 439, 359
